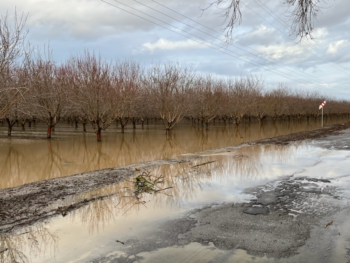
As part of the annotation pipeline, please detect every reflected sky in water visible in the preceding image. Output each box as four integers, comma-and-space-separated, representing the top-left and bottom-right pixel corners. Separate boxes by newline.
2, 141, 350, 263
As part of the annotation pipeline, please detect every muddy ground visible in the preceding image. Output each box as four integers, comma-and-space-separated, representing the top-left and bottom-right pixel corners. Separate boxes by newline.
92, 175, 349, 263
1, 121, 350, 235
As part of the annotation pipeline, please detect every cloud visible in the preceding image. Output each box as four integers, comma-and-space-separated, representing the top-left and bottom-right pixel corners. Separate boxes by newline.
142, 39, 207, 52
256, 43, 307, 62
326, 40, 349, 55
237, 25, 278, 46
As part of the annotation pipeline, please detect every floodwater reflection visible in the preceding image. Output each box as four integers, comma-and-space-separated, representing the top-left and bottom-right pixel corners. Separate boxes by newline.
3, 142, 342, 263
54, 143, 307, 235
0, 117, 348, 189
0, 223, 57, 263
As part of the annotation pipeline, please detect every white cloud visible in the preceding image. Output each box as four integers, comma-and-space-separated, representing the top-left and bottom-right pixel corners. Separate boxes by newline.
256, 44, 307, 62
312, 28, 328, 39
237, 25, 277, 46
326, 40, 349, 55
142, 39, 207, 52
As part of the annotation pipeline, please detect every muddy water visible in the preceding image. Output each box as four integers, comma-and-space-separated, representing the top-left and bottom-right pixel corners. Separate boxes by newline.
1, 142, 350, 263
0, 117, 348, 189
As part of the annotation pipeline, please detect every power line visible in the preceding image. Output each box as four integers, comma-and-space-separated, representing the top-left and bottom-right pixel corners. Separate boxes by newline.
104, 0, 329, 88
136, 0, 349, 94
254, 0, 289, 28
150, 0, 332, 87
251, 0, 350, 74
101, 0, 350, 95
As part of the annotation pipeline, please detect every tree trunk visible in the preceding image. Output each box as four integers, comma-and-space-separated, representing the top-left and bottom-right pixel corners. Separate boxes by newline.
97, 129, 102, 142
121, 124, 125, 133
47, 127, 52, 138
47, 117, 53, 139
133, 120, 136, 129
21, 123, 25, 131
75, 120, 78, 129
235, 117, 241, 126
82, 122, 87, 132
6, 118, 15, 137
28, 121, 32, 128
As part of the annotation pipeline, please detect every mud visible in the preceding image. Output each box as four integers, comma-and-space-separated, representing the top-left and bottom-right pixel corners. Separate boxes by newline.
91, 174, 349, 262
1, 121, 350, 234
0, 158, 194, 232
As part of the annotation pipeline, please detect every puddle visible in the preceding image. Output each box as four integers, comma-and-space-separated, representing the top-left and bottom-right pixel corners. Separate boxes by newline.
0, 117, 348, 189
135, 242, 270, 263
2, 139, 350, 262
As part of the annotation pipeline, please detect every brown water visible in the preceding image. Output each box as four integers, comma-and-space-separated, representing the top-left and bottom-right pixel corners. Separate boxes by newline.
0, 117, 348, 189
2, 142, 350, 263
0, 143, 311, 263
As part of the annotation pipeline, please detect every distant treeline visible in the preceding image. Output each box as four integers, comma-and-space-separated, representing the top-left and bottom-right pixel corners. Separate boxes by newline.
1, 14, 349, 141
1, 51, 350, 141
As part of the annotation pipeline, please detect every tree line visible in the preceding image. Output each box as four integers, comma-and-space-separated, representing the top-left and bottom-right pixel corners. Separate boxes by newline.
1, 12, 350, 141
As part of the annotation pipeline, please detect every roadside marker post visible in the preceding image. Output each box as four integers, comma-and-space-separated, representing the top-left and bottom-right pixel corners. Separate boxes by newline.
319, 101, 326, 127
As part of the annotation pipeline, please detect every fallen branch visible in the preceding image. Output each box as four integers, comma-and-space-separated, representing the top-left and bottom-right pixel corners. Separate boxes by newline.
154, 187, 173, 193
192, 161, 216, 168
325, 220, 333, 228
0, 247, 8, 254
116, 240, 125, 245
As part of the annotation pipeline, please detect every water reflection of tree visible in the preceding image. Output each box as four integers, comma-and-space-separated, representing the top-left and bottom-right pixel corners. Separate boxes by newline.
1, 117, 341, 189
42, 140, 65, 180
0, 146, 25, 189
62, 143, 301, 235
0, 223, 58, 263
160, 133, 185, 159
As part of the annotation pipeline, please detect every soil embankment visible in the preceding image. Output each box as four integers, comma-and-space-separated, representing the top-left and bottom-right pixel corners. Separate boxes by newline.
1, 121, 350, 233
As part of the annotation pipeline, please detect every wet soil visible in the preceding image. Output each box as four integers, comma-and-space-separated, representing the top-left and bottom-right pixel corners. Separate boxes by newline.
91, 175, 349, 262
1, 121, 350, 234
226, 121, 350, 149
0, 158, 194, 233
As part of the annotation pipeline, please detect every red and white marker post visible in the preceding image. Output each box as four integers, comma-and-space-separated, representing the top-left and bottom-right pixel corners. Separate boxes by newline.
319, 100, 326, 127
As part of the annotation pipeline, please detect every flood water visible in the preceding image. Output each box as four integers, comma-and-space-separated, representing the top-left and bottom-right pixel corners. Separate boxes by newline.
0, 117, 348, 189
1, 140, 350, 263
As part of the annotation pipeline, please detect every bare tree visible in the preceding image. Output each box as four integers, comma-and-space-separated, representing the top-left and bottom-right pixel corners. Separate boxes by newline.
113, 60, 142, 133
192, 75, 222, 129
28, 55, 69, 138
146, 63, 195, 134
137, 84, 155, 128
0, 11, 30, 118
69, 51, 118, 141
228, 77, 257, 126
203, 0, 329, 40
265, 84, 289, 122
247, 77, 265, 124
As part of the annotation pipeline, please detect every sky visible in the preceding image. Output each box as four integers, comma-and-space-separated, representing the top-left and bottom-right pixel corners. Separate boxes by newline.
1, 0, 350, 99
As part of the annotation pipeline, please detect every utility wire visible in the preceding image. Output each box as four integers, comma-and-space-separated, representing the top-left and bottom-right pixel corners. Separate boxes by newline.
104, 0, 328, 88
150, 0, 331, 87
101, 0, 349, 95
136, 0, 347, 94
252, 0, 350, 74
